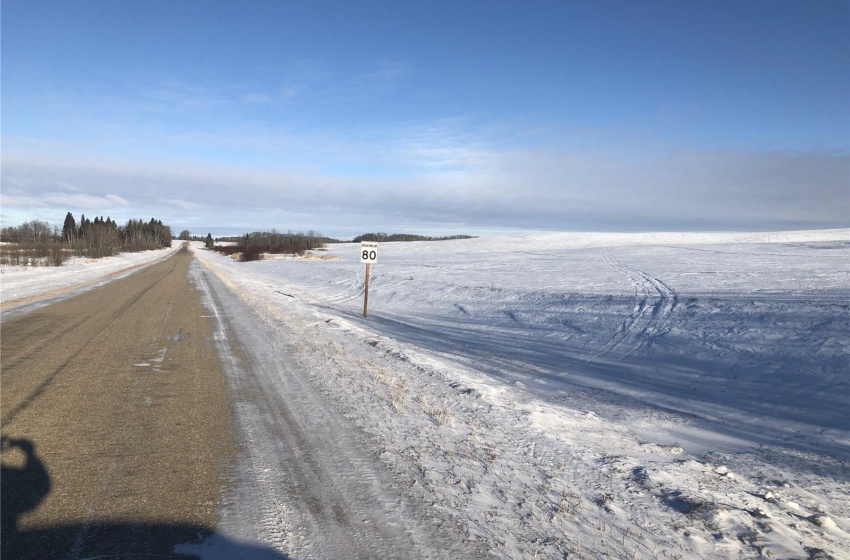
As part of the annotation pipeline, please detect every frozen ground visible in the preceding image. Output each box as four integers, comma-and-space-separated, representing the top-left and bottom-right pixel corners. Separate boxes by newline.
191, 229, 849, 560
3, 231, 847, 559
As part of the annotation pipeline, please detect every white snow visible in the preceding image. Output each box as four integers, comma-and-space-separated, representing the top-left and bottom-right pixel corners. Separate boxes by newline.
0, 246, 179, 314
4, 230, 848, 559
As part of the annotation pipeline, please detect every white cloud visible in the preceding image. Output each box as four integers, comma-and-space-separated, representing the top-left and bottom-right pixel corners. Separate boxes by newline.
164, 198, 201, 211
2, 145, 846, 236
395, 119, 499, 171
1, 191, 129, 209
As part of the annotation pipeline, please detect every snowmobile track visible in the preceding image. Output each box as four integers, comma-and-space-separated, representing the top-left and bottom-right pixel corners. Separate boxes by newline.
596, 249, 678, 358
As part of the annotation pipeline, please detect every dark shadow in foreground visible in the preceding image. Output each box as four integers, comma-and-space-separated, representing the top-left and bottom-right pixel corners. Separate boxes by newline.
3, 524, 291, 560
1, 437, 289, 559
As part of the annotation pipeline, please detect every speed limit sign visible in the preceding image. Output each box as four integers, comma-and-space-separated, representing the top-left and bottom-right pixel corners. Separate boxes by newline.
360, 242, 378, 317
360, 242, 378, 264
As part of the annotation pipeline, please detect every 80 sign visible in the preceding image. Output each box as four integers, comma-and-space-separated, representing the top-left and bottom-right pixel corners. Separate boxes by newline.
360, 242, 378, 264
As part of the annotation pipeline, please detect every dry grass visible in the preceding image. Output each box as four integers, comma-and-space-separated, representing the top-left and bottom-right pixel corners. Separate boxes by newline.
0, 243, 70, 267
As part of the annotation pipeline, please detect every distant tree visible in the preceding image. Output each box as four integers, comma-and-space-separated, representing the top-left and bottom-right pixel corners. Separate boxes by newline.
2, 211, 176, 263
62, 212, 77, 243
0, 220, 56, 244
178, 230, 192, 241
352, 232, 476, 243
204, 233, 214, 249
27, 220, 55, 243
211, 229, 326, 260
78, 214, 91, 239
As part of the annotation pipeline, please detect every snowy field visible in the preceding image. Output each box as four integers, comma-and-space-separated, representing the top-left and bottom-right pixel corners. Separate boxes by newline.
191, 230, 849, 560
2, 231, 848, 559
0, 246, 179, 316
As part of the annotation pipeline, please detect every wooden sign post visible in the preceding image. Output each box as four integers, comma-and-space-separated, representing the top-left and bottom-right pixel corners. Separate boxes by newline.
360, 242, 378, 317
363, 263, 371, 317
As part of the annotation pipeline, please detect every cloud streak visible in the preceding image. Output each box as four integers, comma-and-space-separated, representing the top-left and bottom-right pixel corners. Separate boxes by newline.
2, 145, 846, 236
1, 189, 129, 211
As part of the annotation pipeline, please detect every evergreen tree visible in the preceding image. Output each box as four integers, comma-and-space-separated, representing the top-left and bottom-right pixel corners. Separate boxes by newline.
78, 214, 91, 238
62, 212, 77, 243
204, 233, 214, 249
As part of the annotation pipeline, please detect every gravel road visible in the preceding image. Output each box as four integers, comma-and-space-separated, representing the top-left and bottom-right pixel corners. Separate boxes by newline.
1, 245, 236, 558
2, 246, 478, 559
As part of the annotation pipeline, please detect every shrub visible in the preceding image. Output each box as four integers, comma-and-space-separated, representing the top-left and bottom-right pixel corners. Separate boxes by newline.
240, 246, 264, 261
49, 245, 67, 266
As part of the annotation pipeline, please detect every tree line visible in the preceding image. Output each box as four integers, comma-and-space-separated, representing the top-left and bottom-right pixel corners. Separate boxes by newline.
351, 233, 476, 243
212, 230, 328, 261
1, 212, 173, 265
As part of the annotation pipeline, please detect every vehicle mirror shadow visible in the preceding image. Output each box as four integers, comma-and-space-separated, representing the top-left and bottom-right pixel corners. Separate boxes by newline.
1, 437, 290, 559
1, 437, 51, 538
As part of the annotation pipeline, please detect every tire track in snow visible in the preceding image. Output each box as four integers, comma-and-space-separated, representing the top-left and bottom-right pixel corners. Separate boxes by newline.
191, 264, 293, 552
628, 266, 678, 356
594, 249, 651, 358
595, 249, 678, 358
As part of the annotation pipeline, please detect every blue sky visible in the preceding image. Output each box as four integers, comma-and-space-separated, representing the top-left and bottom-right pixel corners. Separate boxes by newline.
2, 1, 848, 238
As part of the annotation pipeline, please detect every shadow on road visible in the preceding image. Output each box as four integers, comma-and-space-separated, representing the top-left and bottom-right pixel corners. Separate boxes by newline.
1, 437, 290, 559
